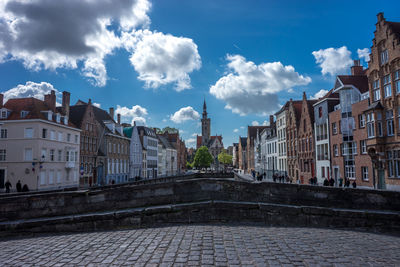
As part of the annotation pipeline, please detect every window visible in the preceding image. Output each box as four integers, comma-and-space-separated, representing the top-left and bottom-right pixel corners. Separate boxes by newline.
345, 166, 355, 179
367, 113, 375, 138
395, 70, 400, 94
41, 148, 46, 161
380, 49, 388, 65
67, 133, 71, 142
372, 79, 380, 101
42, 128, 47, 138
49, 170, 54, 185
362, 167, 369, 181
318, 107, 322, 118
358, 114, 365, 128
57, 170, 61, 184
386, 110, 394, 136
0, 110, 8, 119
20, 110, 29, 118
56, 114, 60, 123
58, 132, 63, 141
388, 151, 394, 177
333, 144, 338, 157
0, 129, 7, 138
332, 122, 337, 135
383, 74, 392, 98
25, 128, 33, 138
40, 171, 46, 185
0, 149, 6, 161
360, 140, 367, 154
75, 135, 78, 143
50, 149, 55, 161
58, 150, 62, 161
24, 148, 32, 161
50, 130, 56, 140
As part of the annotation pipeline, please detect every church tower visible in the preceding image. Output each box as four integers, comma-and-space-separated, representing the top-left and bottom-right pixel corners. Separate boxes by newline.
201, 99, 211, 146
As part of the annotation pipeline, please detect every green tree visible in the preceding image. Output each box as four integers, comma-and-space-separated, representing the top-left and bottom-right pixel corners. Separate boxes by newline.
186, 161, 193, 170
218, 150, 233, 171
193, 146, 213, 170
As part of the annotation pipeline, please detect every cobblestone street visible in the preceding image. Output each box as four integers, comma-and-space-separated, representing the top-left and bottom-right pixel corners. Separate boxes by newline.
1, 224, 399, 266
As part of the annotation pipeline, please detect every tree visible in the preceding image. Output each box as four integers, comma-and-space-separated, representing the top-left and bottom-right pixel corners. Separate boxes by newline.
218, 150, 233, 171
156, 126, 179, 134
193, 146, 213, 170
186, 161, 193, 170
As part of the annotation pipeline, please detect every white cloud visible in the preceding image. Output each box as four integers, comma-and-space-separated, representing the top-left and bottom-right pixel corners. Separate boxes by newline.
210, 54, 311, 116
240, 126, 245, 129
312, 46, 353, 76
93, 102, 101, 108
185, 138, 196, 148
115, 104, 148, 125
191, 133, 200, 137
311, 89, 329, 100
0, 0, 201, 90
170, 106, 200, 123
0, 0, 151, 86
124, 30, 201, 91
162, 118, 167, 122
251, 121, 259, 126
233, 129, 239, 133
2, 81, 60, 102
357, 48, 370, 62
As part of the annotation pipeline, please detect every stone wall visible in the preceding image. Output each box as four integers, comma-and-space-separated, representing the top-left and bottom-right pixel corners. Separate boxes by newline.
1, 177, 399, 223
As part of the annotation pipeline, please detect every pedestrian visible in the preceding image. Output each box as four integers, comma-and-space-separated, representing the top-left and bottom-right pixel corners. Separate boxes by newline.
314, 177, 318, 185
273, 174, 277, 182
16, 180, 22, 192
329, 177, 335, 187
263, 172, 266, 180
5, 180, 12, 193
339, 177, 343, 187
323, 178, 329, 186
22, 184, 29, 192
345, 178, 350, 187
352, 180, 357, 188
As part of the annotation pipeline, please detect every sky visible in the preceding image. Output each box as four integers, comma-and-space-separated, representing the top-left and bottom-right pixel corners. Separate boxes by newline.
0, 0, 399, 148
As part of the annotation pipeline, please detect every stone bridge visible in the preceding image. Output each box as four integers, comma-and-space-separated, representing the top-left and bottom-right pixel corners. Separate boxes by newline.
1, 173, 400, 236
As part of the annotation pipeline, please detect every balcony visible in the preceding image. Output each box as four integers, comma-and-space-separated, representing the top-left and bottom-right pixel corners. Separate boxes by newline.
65, 161, 75, 169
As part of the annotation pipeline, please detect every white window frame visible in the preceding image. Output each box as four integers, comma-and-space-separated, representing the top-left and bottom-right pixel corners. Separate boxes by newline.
24, 148, 33, 161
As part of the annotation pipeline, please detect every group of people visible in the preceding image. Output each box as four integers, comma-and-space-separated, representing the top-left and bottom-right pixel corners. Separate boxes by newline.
3, 180, 29, 193
321, 177, 357, 188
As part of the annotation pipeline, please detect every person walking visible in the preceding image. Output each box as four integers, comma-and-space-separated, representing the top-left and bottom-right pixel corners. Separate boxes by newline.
4, 180, 12, 193
16, 180, 22, 192
22, 184, 29, 192
323, 178, 329, 186
352, 180, 357, 188
329, 177, 335, 187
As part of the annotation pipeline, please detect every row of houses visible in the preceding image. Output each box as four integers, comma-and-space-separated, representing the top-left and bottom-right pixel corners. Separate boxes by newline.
0, 93, 187, 192
234, 13, 400, 191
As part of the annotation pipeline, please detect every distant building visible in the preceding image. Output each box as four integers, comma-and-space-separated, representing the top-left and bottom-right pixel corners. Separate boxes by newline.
275, 102, 289, 175
238, 137, 247, 172
164, 132, 186, 174
247, 125, 269, 173
157, 134, 177, 177
287, 99, 303, 182
137, 126, 158, 179
232, 143, 239, 168
0, 91, 80, 191
313, 89, 339, 184
123, 123, 142, 180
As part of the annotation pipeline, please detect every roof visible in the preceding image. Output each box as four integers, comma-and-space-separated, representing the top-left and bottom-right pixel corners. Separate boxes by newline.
306, 99, 318, 123
289, 100, 303, 123
275, 101, 290, 116
365, 101, 384, 111
137, 126, 157, 138
123, 126, 134, 138
157, 135, 174, 149
2, 97, 76, 128
197, 135, 223, 148
337, 75, 369, 93
91, 105, 125, 137
69, 104, 88, 128
247, 126, 269, 140
387, 21, 400, 37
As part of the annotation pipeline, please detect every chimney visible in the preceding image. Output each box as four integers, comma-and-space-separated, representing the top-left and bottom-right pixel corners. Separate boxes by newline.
109, 107, 114, 120
117, 113, 121, 124
377, 12, 384, 22
0, 94, 3, 108
44, 90, 56, 111
269, 115, 274, 126
351, 60, 364, 75
62, 91, 70, 116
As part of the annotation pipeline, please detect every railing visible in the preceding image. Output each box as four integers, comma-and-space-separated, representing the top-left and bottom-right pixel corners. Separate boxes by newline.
65, 161, 75, 169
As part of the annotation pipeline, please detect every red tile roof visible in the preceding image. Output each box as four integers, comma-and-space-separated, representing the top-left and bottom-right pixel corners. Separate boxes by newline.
196, 135, 223, 148
1, 97, 76, 128
337, 75, 369, 93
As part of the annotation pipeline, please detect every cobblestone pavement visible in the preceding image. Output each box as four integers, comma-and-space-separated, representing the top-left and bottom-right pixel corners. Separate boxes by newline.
1, 225, 400, 266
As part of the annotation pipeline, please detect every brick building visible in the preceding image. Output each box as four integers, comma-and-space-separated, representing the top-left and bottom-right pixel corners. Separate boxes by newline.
329, 69, 374, 188
297, 93, 317, 183
364, 13, 400, 190
69, 99, 99, 187
238, 137, 247, 172
163, 132, 187, 174
286, 99, 303, 182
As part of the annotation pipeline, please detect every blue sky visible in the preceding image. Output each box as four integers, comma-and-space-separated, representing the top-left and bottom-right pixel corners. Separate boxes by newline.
0, 0, 399, 148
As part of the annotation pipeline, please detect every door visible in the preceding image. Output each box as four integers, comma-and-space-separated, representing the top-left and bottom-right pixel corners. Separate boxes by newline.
97, 165, 103, 186
378, 169, 385, 189
334, 167, 339, 183
0, 169, 5, 189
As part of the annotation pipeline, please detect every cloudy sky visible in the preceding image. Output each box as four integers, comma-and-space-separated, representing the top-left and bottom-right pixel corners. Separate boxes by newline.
0, 0, 398, 148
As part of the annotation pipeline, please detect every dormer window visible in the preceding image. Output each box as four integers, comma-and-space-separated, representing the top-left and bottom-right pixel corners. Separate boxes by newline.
63, 116, 68, 125
20, 110, 29, 118
41, 110, 53, 120
56, 113, 61, 123
0, 109, 9, 119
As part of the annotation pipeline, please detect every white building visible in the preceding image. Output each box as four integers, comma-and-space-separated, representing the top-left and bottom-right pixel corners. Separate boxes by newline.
0, 91, 80, 192
137, 126, 158, 179
123, 123, 142, 180
275, 104, 288, 175
265, 126, 278, 178
157, 135, 177, 177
